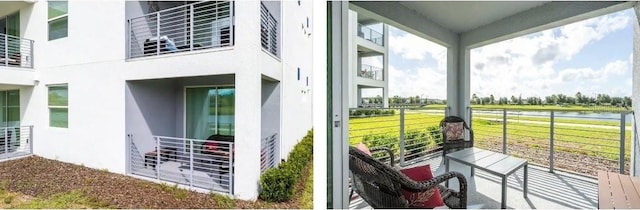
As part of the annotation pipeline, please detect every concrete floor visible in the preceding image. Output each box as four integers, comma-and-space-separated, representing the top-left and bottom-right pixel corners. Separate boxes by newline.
350, 153, 597, 209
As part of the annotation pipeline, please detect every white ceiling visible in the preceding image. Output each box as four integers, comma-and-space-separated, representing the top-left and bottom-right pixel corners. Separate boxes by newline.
398, 1, 550, 33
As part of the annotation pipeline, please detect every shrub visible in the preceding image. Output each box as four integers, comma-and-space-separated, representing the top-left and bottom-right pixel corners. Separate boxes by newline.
404, 129, 429, 160
427, 125, 443, 145
259, 130, 313, 202
362, 134, 399, 161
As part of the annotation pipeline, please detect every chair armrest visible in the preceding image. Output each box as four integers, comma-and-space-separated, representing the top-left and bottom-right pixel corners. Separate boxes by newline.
402, 171, 467, 194
369, 146, 395, 167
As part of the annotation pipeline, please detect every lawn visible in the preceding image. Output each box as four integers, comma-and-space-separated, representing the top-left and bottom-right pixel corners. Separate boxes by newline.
349, 112, 631, 162
0, 156, 311, 209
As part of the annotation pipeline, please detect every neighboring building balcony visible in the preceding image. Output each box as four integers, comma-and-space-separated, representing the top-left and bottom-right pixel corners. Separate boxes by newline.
358, 64, 383, 81
0, 33, 33, 69
0, 126, 33, 160
260, 2, 278, 57
127, 1, 234, 59
357, 23, 383, 46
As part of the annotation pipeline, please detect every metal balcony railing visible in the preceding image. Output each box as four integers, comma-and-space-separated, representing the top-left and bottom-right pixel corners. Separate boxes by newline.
357, 23, 383, 46
260, 2, 278, 57
469, 107, 632, 177
129, 135, 234, 195
260, 133, 278, 173
0, 34, 33, 68
349, 107, 449, 166
359, 64, 383, 81
127, 1, 234, 59
0, 126, 33, 157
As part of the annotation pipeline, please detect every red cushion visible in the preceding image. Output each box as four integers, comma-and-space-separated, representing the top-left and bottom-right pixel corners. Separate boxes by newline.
356, 143, 372, 156
400, 164, 444, 208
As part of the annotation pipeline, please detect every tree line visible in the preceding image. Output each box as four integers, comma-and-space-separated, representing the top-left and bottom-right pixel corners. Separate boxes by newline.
471, 92, 632, 107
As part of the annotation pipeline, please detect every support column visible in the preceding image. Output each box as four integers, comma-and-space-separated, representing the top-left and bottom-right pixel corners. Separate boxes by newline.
383, 24, 390, 108
631, 3, 640, 176
357, 87, 362, 107
232, 1, 262, 200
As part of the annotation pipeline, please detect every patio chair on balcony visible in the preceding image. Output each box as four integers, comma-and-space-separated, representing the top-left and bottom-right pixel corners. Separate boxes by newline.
349, 146, 468, 208
440, 116, 474, 156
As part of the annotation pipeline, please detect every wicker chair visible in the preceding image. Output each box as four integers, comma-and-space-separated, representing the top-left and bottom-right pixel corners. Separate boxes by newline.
349, 146, 467, 208
440, 116, 474, 156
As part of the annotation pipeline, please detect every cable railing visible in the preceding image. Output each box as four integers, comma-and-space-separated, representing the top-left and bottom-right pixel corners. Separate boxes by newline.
129, 135, 234, 195
260, 133, 278, 173
470, 107, 632, 177
349, 107, 447, 167
357, 23, 383, 46
127, 1, 234, 59
0, 33, 33, 68
260, 2, 278, 57
359, 64, 383, 81
0, 126, 32, 158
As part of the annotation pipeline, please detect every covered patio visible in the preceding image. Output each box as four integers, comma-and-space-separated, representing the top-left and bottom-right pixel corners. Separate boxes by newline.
329, 1, 640, 208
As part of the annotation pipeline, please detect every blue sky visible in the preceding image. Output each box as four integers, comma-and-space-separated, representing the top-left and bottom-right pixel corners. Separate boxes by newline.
363, 8, 634, 100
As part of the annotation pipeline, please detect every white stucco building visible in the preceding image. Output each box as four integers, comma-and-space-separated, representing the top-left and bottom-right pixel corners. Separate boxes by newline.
347, 9, 389, 108
0, 0, 314, 200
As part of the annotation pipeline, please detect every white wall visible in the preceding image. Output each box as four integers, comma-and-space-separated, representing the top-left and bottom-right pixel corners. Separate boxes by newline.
261, 79, 280, 160
1, 0, 314, 201
279, 0, 313, 158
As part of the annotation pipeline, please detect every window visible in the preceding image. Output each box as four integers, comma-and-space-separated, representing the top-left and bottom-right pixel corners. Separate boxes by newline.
297, 68, 301, 80
48, 0, 68, 40
48, 85, 68, 128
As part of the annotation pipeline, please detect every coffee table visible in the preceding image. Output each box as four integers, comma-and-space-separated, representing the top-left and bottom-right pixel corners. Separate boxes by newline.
445, 148, 528, 209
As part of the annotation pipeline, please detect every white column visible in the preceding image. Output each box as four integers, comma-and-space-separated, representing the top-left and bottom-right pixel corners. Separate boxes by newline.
631, 3, 640, 176
383, 24, 390, 108
447, 37, 462, 117
231, 1, 262, 200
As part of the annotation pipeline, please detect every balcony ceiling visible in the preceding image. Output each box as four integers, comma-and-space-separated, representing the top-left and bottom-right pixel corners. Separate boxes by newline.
398, 1, 550, 33
0, 1, 33, 17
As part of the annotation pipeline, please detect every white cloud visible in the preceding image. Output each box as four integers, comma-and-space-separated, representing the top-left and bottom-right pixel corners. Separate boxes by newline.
470, 10, 632, 98
388, 28, 447, 71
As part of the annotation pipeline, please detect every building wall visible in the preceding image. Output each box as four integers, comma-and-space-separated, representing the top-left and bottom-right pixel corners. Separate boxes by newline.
1, 0, 313, 201
279, 0, 313, 158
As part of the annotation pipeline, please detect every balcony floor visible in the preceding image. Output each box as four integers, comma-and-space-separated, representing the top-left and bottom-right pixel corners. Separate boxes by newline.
350, 152, 597, 209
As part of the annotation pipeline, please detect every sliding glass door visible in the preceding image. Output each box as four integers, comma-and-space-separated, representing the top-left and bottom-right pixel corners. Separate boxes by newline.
185, 86, 235, 140
0, 90, 20, 128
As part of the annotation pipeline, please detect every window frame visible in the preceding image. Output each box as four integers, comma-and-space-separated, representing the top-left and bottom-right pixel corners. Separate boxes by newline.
47, 0, 68, 41
47, 84, 68, 128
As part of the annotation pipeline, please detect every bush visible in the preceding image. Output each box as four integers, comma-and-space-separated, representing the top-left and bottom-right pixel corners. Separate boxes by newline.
362, 134, 399, 161
427, 125, 443, 145
259, 130, 313, 202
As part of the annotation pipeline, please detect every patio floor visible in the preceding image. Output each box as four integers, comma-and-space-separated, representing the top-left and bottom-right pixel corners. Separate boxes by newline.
349, 152, 597, 209
131, 160, 232, 193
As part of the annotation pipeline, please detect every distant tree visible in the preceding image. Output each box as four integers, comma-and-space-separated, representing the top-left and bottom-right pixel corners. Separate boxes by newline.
489, 95, 495, 105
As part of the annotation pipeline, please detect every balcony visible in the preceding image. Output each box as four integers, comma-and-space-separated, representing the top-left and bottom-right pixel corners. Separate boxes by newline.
347, 107, 632, 208
357, 23, 383, 46
358, 64, 383, 81
0, 126, 33, 160
127, 1, 234, 59
260, 2, 278, 57
0, 33, 33, 69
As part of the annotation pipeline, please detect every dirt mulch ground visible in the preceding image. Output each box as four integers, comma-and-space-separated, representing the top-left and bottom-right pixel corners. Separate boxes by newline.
0, 156, 310, 209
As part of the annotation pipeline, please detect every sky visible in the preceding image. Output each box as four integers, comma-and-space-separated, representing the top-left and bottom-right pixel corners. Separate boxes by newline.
363, 8, 634, 100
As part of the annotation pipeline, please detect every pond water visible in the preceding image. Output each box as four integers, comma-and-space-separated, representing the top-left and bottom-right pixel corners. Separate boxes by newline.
474, 110, 633, 122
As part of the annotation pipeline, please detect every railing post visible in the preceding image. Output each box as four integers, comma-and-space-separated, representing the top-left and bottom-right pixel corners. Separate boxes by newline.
29, 40, 34, 68
4, 128, 8, 154
156, 136, 160, 180
230, 1, 234, 46
189, 139, 194, 188
621, 113, 626, 174
156, 14, 160, 56
550, 111, 555, 173
503, 109, 507, 154
189, 4, 194, 51
29, 125, 33, 154
228, 142, 234, 195
399, 108, 405, 166
4, 35, 8, 66
469, 107, 473, 129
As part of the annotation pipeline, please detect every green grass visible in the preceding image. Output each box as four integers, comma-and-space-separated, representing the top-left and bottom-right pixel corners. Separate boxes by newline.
473, 113, 631, 127
300, 163, 313, 209
472, 104, 631, 111
349, 111, 632, 161
0, 189, 112, 209
210, 193, 235, 209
